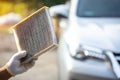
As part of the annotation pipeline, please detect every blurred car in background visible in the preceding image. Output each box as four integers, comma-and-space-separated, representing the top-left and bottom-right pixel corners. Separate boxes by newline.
0, 12, 21, 31
50, 3, 69, 40
50, 0, 120, 80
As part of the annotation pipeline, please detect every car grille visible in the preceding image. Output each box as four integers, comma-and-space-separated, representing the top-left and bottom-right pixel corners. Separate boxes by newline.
113, 52, 120, 64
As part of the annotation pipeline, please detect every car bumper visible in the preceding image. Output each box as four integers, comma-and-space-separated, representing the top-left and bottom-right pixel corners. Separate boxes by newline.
57, 38, 117, 80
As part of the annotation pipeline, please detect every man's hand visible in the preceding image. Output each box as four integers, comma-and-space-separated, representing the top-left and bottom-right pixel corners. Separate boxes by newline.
5, 51, 37, 76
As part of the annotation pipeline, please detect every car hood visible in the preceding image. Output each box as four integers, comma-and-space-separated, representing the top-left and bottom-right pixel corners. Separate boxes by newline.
64, 20, 120, 53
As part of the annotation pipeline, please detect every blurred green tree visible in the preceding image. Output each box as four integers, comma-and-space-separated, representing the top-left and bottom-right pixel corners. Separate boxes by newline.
21, 0, 67, 10
0, 0, 67, 16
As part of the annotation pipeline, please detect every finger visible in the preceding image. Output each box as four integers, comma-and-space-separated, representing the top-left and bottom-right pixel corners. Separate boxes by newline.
29, 59, 36, 65
24, 61, 35, 70
27, 57, 38, 63
32, 57, 38, 60
14, 50, 27, 60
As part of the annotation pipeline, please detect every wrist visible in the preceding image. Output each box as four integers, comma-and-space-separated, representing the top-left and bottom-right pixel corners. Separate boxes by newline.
4, 65, 14, 76
0, 66, 13, 79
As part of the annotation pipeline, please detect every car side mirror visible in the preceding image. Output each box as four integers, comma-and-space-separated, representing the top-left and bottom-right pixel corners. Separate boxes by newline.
49, 5, 68, 19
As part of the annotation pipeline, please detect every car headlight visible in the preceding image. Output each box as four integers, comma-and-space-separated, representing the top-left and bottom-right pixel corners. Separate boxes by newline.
69, 45, 106, 60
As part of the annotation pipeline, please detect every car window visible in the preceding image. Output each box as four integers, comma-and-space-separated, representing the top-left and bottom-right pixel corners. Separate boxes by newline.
76, 0, 120, 17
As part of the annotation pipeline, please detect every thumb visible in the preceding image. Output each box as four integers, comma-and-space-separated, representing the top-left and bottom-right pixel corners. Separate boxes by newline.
14, 50, 27, 60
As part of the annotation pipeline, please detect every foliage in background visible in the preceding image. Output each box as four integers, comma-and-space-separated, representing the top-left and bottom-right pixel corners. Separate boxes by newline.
0, 1, 13, 16
22, 0, 67, 10
14, 3, 29, 18
0, 0, 67, 17
0, 1, 28, 17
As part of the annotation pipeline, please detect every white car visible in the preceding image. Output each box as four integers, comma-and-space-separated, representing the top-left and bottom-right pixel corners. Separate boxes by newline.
0, 12, 21, 27
50, 0, 120, 80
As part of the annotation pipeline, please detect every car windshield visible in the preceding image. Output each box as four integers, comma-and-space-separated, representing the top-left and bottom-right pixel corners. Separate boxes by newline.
77, 0, 120, 17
